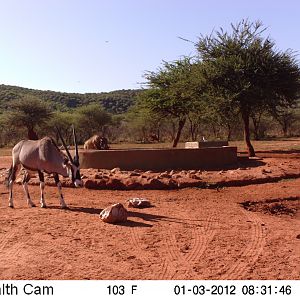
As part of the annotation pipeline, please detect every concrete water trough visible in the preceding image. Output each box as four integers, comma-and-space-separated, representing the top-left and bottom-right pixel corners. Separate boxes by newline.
80, 146, 237, 171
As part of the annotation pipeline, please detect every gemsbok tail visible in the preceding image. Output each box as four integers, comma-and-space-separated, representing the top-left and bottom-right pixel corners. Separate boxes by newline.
6, 165, 14, 188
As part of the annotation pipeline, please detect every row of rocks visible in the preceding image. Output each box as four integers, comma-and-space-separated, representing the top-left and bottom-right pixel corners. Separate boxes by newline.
81, 168, 205, 190
84, 177, 204, 190
89, 168, 203, 180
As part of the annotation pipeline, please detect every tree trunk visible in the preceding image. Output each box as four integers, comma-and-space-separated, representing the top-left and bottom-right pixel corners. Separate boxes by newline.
242, 111, 255, 157
281, 120, 289, 137
226, 123, 232, 141
188, 115, 197, 141
28, 127, 38, 140
172, 118, 186, 148
211, 124, 217, 139
156, 127, 160, 142
251, 113, 262, 140
252, 117, 259, 140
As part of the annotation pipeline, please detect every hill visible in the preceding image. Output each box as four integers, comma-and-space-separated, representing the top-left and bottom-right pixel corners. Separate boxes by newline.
0, 84, 141, 113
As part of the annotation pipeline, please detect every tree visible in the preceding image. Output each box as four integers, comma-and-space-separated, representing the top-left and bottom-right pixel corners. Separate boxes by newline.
271, 106, 299, 137
196, 20, 300, 156
43, 111, 75, 144
4, 95, 53, 140
142, 57, 206, 147
74, 103, 112, 140
125, 105, 162, 143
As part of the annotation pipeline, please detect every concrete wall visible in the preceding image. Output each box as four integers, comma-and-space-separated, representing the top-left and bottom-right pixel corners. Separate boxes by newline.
80, 146, 237, 171
185, 141, 229, 148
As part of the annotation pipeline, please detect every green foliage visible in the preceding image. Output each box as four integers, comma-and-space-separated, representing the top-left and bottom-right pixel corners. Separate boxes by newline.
141, 57, 207, 146
73, 103, 113, 139
143, 57, 204, 117
0, 84, 139, 114
196, 19, 300, 155
197, 20, 300, 112
124, 104, 163, 143
2, 95, 53, 139
271, 105, 300, 137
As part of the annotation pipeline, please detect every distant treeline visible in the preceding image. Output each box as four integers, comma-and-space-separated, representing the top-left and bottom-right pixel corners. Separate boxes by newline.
0, 84, 140, 114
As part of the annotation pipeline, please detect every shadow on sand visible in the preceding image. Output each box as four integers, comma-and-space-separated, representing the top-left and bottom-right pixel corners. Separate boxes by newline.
46, 205, 102, 215
45, 205, 212, 227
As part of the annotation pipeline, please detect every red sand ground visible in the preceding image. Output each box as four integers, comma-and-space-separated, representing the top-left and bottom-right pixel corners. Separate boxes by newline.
0, 154, 299, 280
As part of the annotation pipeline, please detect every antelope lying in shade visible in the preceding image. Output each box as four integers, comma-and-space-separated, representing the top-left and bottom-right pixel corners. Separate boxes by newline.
7, 126, 83, 208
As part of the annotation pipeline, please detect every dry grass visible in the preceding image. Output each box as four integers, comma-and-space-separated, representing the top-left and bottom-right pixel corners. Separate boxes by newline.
110, 138, 300, 153
229, 138, 300, 152
0, 148, 12, 157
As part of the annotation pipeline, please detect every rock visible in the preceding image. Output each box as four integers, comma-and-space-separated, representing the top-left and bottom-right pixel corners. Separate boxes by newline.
172, 174, 182, 179
159, 173, 172, 179
177, 180, 201, 188
84, 179, 107, 189
129, 172, 141, 177
167, 179, 178, 188
111, 167, 121, 173
262, 169, 272, 174
94, 174, 102, 179
189, 170, 197, 175
123, 178, 143, 190
100, 203, 128, 223
147, 178, 167, 189
190, 174, 201, 180
106, 178, 126, 189
127, 198, 152, 208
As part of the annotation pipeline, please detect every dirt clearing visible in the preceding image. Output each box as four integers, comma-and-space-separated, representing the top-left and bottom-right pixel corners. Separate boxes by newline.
0, 166, 299, 279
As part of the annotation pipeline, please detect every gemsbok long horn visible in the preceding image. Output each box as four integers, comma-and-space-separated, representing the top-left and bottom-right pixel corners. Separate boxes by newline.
72, 125, 79, 166
56, 126, 74, 164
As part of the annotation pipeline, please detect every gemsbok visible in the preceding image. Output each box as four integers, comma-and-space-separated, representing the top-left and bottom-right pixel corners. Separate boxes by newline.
7, 126, 83, 208
83, 135, 109, 150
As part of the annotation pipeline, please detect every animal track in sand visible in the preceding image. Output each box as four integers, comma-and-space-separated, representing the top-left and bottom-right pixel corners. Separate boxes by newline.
220, 209, 266, 280
162, 215, 217, 279
128, 205, 220, 280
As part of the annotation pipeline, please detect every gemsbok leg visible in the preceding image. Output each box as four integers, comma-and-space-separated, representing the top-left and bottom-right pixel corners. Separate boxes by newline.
38, 171, 46, 208
54, 173, 67, 208
8, 164, 19, 208
22, 171, 36, 207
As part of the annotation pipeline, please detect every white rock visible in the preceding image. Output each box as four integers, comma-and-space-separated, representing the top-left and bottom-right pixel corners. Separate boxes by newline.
99, 203, 128, 223
111, 167, 121, 173
127, 198, 152, 208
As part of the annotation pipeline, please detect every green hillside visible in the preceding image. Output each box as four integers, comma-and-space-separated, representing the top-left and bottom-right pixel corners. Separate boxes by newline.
0, 84, 140, 113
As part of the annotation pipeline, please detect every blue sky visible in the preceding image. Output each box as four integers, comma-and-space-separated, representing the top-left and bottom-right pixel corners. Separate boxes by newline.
0, 0, 299, 93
